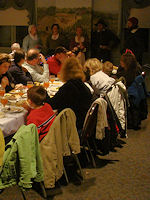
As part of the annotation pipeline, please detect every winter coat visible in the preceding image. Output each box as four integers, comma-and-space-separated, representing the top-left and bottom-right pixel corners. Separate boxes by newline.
0, 124, 43, 189
40, 108, 80, 188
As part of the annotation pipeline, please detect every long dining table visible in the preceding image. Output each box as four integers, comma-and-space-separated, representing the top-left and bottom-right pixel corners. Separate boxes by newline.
0, 79, 63, 137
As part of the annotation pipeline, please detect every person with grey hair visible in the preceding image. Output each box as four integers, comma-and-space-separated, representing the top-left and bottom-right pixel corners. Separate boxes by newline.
11, 43, 20, 52
22, 48, 49, 82
22, 25, 41, 52
9, 43, 21, 59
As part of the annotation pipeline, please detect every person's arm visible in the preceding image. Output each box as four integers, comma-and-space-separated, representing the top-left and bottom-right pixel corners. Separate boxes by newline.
1, 72, 15, 92
9, 66, 32, 85
31, 64, 49, 82
46, 82, 75, 111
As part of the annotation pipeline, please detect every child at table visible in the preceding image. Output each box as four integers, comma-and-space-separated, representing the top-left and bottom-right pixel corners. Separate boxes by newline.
102, 61, 113, 76
26, 86, 56, 142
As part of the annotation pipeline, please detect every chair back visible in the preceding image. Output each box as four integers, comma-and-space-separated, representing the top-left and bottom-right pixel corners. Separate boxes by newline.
80, 103, 99, 145
0, 124, 43, 189
0, 128, 5, 168
40, 108, 80, 188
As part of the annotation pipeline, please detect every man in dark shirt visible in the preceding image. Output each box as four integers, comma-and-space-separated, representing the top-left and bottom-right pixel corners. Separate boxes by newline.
123, 17, 144, 64
91, 19, 120, 62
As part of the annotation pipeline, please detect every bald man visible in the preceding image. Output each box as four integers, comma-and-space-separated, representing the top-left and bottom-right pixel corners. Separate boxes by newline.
22, 48, 49, 82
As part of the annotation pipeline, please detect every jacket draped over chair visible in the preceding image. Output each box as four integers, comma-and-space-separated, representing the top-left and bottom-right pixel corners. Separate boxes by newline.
40, 108, 80, 188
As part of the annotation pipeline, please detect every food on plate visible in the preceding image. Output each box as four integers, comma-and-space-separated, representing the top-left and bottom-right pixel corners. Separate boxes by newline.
2, 106, 23, 113
6, 94, 20, 100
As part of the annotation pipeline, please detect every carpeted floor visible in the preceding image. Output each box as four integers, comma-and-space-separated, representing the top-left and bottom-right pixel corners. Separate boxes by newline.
53, 103, 150, 200
1, 99, 150, 200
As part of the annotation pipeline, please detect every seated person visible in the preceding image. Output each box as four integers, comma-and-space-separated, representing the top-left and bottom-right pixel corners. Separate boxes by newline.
8, 49, 33, 85
9, 43, 21, 58
116, 52, 141, 88
83, 58, 115, 95
102, 61, 113, 76
22, 48, 49, 82
47, 46, 68, 76
46, 57, 92, 130
0, 53, 15, 92
26, 86, 56, 142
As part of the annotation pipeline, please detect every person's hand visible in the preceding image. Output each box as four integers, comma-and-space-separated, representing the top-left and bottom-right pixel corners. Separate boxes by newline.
39, 53, 47, 64
21, 100, 31, 111
1, 77, 9, 88
67, 51, 75, 57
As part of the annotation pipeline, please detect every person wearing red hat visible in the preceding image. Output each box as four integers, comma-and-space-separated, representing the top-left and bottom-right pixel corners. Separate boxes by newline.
123, 17, 144, 64
91, 19, 120, 62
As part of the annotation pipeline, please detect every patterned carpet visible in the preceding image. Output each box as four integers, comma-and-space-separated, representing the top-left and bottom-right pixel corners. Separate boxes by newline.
1, 99, 150, 200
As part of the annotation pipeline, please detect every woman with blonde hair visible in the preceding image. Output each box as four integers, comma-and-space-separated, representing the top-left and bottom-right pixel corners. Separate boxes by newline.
83, 58, 115, 95
46, 57, 92, 130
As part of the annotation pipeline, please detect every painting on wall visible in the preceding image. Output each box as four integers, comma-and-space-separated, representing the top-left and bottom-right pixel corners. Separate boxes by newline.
37, 0, 92, 54
92, 0, 120, 34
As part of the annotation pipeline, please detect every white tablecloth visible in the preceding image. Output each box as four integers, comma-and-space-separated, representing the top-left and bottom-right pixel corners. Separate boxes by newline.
0, 109, 28, 137
0, 80, 63, 137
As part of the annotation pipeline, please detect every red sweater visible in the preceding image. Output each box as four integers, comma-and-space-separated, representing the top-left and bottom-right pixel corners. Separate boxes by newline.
47, 56, 61, 75
27, 103, 56, 142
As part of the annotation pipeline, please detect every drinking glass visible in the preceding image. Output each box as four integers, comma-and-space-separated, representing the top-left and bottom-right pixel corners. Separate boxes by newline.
0, 97, 8, 107
44, 82, 49, 88
50, 75, 55, 84
0, 85, 5, 97
27, 81, 34, 89
57, 72, 61, 80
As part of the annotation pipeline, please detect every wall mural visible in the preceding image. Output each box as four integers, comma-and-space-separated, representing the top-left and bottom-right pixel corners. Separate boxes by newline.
37, 0, 92, 53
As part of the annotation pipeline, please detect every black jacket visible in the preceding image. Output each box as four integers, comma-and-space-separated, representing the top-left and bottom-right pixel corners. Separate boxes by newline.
123, 28, 144, 63
46, 79, 92, 130
91, 29, 120, 61
8, 63, 33, 85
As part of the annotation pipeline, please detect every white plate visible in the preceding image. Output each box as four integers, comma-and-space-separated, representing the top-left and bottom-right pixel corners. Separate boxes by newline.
2, 106, 24, 113
9, 90, 20, 94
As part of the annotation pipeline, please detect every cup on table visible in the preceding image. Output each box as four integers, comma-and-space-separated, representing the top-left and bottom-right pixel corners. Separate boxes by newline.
0, 86, 5, 97
27, 81, 34, 89
43, 82, 49, 88
0, 96, 8, 107
57, 72, 61, 80
49, 75, 55, 84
